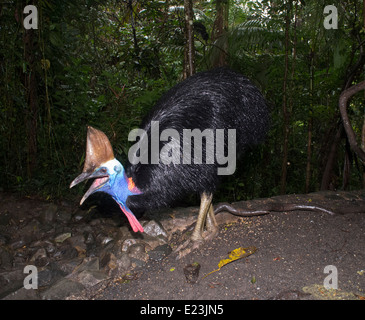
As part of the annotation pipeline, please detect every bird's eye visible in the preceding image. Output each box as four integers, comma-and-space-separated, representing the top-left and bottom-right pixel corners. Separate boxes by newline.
99, 168, 107, 174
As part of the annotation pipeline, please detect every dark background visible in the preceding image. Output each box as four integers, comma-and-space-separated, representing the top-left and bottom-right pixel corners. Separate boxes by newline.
1, 0, 364, 204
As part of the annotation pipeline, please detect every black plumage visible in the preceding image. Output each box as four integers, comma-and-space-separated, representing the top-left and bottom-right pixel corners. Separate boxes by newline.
125, 68, 269, 213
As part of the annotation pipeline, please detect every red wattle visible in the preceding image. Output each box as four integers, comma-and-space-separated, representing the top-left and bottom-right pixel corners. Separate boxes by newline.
117, 203, 144, 233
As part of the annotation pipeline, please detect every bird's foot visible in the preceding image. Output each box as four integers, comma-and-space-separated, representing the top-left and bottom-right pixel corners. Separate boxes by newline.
173, 238, 204, 260
173, 227, 219, 260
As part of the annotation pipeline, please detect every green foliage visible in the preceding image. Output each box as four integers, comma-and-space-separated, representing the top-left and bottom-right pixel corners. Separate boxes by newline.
0, 0, 364, 203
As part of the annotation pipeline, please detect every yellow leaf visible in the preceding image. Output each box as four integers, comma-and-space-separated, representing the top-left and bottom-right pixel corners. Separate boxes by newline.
202, 246, 257, 280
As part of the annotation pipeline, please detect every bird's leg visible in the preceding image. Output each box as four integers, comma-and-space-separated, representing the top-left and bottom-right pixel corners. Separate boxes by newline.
190, 192, 213, 241
204, 202, 219, 240
174, 192, 218, 259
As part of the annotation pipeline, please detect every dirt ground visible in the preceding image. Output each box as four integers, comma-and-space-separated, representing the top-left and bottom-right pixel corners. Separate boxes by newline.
1, 190, 364, 301
75, 191, 365, 300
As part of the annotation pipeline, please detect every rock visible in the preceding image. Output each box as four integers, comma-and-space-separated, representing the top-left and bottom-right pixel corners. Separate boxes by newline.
106, 217, 122, 227
30, 248, 48, 268
9, 239, 26, 250
148, 244, 172, 261
0, 246, 13, 270
128, 243, 146, 256
159, 207, 198, 234
41, 278, 85, 300
30, 247, 47, 260
73, 257, 100, 274
56, 210, 72, 224
54, 232, 72, 243
145, 235, 168, 251
2, 286, 40, 300
115, 253, 132, 272
101, 252, 131, 276
130, 257, 147, 268
72, 210, 85, 222
54, 257, 84, 275
90, 218, 103, 226
53, 244, 78, 261
0, 212, 11, 226
41, 204, 58, 224
117, 226, 131, 239
37, 264, 66, 287
72, 270, 109, 288
68, 256, 110, 287
30, 240, 55, 254
29, 240, 43, 248
96, 233, 114, 246
121, 233, 167, 253
100, 252, 116, 270
67, 235, 87, 253
84, 232, 95, 245
12, 254, 27, 268
60, 200, 73, 208
0, 234, 7, 246
45, 241, 56, 254
21, 219, 42, 243
143, 220, 168, 238
0, 269, 25, 299
128, 243, 149, 265
121, 238, 139, 252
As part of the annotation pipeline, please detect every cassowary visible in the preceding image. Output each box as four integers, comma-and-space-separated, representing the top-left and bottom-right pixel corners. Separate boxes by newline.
70, 68, 269, 257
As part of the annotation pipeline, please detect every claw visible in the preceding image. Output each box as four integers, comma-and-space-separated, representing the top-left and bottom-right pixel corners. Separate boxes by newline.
173, 192, 219, 259
174, 239, 203, 260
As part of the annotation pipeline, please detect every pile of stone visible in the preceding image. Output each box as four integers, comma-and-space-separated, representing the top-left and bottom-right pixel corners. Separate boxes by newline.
0, 200, 182, 300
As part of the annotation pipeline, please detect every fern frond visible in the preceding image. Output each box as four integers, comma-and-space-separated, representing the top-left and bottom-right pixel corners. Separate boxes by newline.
230, 18, 284, 52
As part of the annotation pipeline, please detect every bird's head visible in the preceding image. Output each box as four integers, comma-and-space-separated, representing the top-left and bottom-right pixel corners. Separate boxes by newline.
70, 126, 143, 233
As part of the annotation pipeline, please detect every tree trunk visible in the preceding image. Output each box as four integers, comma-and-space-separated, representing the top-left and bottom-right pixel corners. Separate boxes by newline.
183, 0, 195, 79
305, 116, 313, 192
321, 123, 344, 190
339, 80, 365, 162
342, 141, 351, 190
362, 114, 365, 187
305, 48, 313, 193
23, 26, 38, 179
280, 6, 291, 195
128, 0, 139, 57
211, 0, 229, 67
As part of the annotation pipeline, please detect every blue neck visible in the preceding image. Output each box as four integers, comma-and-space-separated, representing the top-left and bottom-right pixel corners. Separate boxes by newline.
106, 170, 139, 204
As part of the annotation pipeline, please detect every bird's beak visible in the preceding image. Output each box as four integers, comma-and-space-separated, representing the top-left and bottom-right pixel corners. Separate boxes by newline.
70, 172, 93, 189
70, 169, 110, 205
